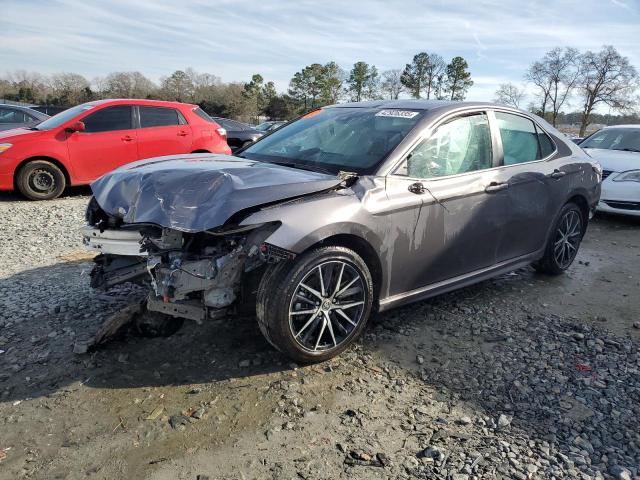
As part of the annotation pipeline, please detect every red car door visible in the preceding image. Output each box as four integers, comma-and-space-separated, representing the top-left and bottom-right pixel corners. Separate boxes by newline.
67, 105, 138, 182
136, 106, 192, 159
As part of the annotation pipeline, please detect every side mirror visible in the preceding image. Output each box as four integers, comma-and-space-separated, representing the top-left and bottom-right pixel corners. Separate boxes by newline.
66, 121, 85, 133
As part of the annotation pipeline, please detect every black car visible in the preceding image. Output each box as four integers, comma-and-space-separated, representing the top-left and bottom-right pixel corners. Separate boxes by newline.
0, 105, 49, 131
255, 120, 287, 133
211, 117, 263, 151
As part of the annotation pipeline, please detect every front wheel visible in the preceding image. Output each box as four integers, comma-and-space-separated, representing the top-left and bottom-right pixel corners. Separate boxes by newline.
533, 202, 584, 275
16, 160, 66, 200
256, 246, 373, 363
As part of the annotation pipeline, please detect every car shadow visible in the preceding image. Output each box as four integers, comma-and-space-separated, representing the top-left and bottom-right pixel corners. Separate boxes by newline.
0, 185, 92, 202
0, 258, 296, 403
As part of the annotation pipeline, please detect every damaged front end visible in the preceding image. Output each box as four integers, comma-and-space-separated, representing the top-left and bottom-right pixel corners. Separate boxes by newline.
83, 198, 291, 323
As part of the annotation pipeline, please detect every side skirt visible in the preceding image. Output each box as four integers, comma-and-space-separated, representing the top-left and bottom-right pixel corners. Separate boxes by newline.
377, 250, 543, 312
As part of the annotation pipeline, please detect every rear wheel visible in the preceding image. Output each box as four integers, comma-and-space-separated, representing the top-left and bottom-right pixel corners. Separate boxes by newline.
257, 246, 373, 363
16, 160, 66, 200
534, 202, 584, 275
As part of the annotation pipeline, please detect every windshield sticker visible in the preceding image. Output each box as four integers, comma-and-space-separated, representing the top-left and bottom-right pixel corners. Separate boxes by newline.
375, 110, 419, 119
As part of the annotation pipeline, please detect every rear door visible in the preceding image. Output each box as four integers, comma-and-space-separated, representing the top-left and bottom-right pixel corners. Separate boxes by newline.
489, 110, 566, 262
136, 105, 192, 159
67, 105, 138, 181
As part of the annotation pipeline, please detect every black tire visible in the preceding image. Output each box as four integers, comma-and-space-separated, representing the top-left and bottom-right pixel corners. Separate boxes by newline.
241, 140, 253, 149
16, 160, 66, 200
533, 202, 585, 275
134, 310, 184, 337
256, 246, 373, 363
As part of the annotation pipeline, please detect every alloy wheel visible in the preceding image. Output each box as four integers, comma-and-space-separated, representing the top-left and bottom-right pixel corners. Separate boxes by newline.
553, 210, 582, 269
289, 260, 366, 353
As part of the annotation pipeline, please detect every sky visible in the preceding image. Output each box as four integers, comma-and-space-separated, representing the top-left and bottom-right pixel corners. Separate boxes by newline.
2, 0, 640, 109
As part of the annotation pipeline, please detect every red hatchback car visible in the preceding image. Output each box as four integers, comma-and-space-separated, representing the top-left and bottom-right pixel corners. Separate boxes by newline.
0, 99, 231, 199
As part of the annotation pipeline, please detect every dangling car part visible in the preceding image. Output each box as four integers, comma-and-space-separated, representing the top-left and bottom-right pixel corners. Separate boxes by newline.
82, 100, 600, 363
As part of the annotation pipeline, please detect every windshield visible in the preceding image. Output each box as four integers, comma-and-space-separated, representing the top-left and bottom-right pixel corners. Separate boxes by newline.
34, 104, 96, 130
580, 128, 640, 152
240, 107, 424, 174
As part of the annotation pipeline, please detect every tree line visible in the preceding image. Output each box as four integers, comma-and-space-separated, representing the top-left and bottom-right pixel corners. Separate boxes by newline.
493, 45, 639, 135
0, 52, 473, 123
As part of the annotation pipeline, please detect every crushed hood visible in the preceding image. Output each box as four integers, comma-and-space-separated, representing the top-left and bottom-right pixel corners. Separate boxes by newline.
91, 153, 342, 232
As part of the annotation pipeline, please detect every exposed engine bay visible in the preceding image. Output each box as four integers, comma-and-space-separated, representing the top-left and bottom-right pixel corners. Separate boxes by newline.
83, 198, 292, 322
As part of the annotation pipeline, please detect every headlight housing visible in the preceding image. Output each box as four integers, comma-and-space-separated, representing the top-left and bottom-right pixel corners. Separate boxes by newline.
592, 162, 603, 182
613, 170, 640, 182
0, 143, 13, 154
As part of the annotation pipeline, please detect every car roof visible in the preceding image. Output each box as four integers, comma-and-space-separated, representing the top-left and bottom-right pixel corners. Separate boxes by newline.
82, 99, 198, 109
2, 104, 41, 112
326, 99, 505, 111
212, 116, 254, 127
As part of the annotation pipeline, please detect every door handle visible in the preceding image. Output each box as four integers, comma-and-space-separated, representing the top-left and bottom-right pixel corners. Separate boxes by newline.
177, 130, 189, 137
549, 169, 566, 179
485, 182, 509, 193
408, 182, 426, 195
121, 135, 134, 142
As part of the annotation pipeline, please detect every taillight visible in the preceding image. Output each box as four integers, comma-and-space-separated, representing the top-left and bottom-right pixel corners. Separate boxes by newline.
216, 127, 227, 138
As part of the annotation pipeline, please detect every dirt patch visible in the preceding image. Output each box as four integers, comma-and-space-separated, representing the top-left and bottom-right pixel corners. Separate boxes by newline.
0, 200, 639, 479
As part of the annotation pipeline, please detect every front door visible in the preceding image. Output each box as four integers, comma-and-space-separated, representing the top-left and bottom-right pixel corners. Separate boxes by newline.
137, 105, 192, 159
67, 105, 138, 181
386, 111, 509, 292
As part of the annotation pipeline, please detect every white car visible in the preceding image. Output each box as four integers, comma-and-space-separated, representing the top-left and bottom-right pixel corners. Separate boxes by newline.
580, 125, 640, 217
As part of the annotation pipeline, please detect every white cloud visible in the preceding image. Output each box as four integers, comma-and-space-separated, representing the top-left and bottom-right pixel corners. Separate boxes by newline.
1, 0, 639, 104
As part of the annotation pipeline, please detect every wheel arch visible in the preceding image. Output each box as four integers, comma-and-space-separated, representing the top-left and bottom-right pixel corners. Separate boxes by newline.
566, 193, 590, 228
14, 156, 71, 188
302, 233, 383, 307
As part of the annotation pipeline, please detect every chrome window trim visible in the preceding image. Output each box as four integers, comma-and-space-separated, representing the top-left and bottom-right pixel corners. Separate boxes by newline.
385, 106, 559, 182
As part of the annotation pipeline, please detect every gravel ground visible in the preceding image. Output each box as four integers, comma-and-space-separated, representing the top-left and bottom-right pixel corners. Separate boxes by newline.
0, 191, 639, 480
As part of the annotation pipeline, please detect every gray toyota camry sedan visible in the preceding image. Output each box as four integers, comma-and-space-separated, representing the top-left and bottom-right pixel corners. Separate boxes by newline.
82, 100, 601, 362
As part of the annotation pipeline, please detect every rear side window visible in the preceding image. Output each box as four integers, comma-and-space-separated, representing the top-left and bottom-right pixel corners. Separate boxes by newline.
0, 108, 30, 124
139, 106, 180, 128
495, 112, 541, 165
82, 106, 132, 133
194, 108, 216, 123
536, 125, 556, 158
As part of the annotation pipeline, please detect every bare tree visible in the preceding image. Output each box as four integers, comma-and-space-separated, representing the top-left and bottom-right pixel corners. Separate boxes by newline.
493, 83, 526, 108
577, 45, 638, 136
48, 73, 91, 104
5, 70, 47, 102
100, 71, 157, 99
187, 68, 221, 102
526, 47, 582, 126
525, 60, 553, 116
545, 47, 580, 126
381, 69, 403, 99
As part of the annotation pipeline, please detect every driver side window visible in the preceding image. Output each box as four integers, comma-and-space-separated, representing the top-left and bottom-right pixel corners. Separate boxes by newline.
399, 113, 493, 179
